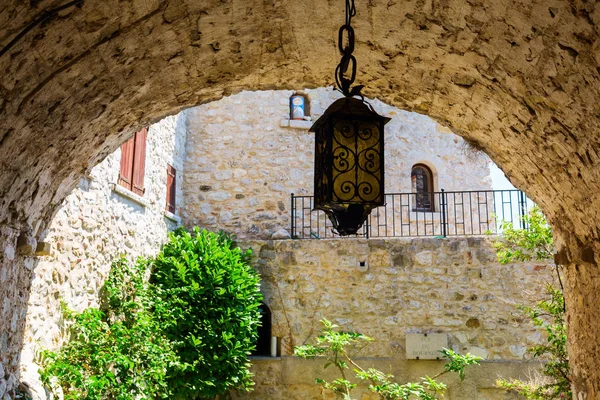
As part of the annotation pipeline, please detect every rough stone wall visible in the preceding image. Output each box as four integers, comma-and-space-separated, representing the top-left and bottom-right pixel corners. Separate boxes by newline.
2, 0, 600, 395
236, 236, 553, 399
245, 237, 550, 360
0, 227, 29, 398
15, 114, 187, 397
7, 90, 491, 397
182, 88, 491, 239
233, 357, 534, 400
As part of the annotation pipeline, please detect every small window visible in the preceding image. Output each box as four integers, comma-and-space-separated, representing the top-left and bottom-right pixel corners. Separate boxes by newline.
118, 128, 147, 195
290, 93, 310, 120
411, 164, 434, 211
166, 164, 176, 214
252, 303, 272, 356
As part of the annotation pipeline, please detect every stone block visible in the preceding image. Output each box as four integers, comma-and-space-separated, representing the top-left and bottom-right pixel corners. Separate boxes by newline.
392, 249, 407, 267
34, 242, 52, 256
509, 345, 527, 358
16, 233, 35, 256
468, 346, 489, 360
288, 120, 312, 129
414, 251, 433, 266
368, 249, 390, 268
207, 192, 230, 201
213, 170, 232, 180
272, 229, 291, 239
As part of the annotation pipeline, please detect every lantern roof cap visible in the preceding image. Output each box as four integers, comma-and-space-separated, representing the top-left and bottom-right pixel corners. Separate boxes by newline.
309, 97, 391, 132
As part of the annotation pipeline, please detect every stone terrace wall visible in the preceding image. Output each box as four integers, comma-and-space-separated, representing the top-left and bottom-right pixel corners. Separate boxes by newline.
182, 89, 492, 239
236, 236, 553, 399
234, 357, 536, 400
18, 114, 187, 396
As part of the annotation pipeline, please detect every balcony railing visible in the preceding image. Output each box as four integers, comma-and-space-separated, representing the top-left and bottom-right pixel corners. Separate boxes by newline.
290, 190, 532, 239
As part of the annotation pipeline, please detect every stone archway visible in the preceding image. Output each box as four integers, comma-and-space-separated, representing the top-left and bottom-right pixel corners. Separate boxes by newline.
1, 0, 599, 396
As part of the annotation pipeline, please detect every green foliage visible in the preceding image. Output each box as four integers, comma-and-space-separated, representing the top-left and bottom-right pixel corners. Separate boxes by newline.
439, 348, 482, 382
493, 207, 553, 264
39, 259, 176, 400
496, 285, 570, 399
151, 227, 263, 399
40, 228, 262, 400
493, 208, 571, 399
295, 319, 481, 400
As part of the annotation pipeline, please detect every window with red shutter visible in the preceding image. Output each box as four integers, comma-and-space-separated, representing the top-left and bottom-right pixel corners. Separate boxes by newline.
118, 128, 147, 195
131, 128, 147, 196
118, 136, 135, 191
166, 164, 176, 214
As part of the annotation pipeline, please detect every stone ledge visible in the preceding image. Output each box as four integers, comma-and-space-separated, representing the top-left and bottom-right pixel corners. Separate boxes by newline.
248, 356, 282, 360
164, 211, 182, 224
110, 183, 149, 207
279, 119, 313, 130
35, 241, 52, 256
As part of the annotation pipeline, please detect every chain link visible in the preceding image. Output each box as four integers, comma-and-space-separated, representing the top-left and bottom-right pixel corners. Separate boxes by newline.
335, 0, 359, 97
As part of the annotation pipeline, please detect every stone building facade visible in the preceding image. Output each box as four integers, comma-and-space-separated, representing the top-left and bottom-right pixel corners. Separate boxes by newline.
13, 90, 547, 399
18, 113, 187, 397
182, 88, 492, 239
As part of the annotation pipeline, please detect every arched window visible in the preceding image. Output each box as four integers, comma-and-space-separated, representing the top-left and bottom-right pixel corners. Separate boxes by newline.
252, 303, 272, 356
411, 164, 434, 211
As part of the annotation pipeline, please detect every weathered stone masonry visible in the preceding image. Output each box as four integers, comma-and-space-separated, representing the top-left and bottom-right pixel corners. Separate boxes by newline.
2, 1, 600, 393
251, 237, 547, 360
182, 88, 491, 239
237, 236, 553, 399
16, 114, 187, 398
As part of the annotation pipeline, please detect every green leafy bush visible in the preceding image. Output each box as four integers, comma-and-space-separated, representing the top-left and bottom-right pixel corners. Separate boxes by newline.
151, 228, 263, 399
493, 207, 571, 399
40, 228, 262, 400
295, 319, 481, 400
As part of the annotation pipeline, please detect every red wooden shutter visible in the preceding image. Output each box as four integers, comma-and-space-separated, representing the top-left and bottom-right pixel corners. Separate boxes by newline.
131, 127, 147, 196
166, 164, 176, 213
118, 136, 135, 191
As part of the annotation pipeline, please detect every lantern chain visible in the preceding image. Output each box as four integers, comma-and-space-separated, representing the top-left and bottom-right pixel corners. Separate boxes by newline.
335, 0, 362, 97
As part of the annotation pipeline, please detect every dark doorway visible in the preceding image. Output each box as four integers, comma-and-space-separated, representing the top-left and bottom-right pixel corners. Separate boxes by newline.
252, 303, 272, 356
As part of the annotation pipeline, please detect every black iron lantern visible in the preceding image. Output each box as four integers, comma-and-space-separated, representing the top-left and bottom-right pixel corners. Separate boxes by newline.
310, 0, 391, 236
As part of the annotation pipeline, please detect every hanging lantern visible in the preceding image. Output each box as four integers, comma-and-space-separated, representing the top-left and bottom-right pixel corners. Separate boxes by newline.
310, 0, 391, 236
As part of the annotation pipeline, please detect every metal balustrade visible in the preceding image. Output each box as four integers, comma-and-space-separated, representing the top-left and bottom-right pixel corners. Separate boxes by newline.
290, 190, 532, 239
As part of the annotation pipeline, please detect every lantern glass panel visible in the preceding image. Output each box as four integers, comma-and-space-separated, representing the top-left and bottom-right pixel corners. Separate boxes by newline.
332, 120, 382, 205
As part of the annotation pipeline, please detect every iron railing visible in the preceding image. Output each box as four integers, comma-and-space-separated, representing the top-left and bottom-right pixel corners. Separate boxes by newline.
290, 190, 532, 239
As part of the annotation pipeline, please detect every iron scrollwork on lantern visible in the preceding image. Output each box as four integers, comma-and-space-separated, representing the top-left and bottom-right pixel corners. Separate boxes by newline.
311, 97, 390, 236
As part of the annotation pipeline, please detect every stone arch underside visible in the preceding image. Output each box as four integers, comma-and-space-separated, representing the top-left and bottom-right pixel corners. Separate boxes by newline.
1, 0, 599, 396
